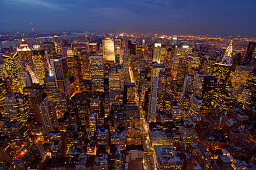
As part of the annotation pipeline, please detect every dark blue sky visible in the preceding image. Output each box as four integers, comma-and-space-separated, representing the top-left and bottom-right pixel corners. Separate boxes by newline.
1, 0, 255, 36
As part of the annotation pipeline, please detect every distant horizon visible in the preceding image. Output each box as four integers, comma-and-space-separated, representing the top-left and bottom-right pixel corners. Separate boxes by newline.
1, 31, 256, 39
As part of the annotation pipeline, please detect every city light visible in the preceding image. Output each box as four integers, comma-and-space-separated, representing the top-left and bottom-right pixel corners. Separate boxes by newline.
0, 2, 255, 169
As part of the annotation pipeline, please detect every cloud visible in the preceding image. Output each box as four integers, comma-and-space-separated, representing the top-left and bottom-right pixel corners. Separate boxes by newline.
2, 0, 65, 10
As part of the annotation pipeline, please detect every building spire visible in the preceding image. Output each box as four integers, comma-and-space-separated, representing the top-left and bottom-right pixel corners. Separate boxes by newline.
221, 40, 233, 65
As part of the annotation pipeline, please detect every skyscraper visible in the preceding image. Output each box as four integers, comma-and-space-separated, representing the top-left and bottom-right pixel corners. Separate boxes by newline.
4, 93, 29, 122
109, 69, 121, 91
243, 42, 256, 65
148, 77, 159, 122
128, 40, 136, 55
89, 56, 105, 92
153, 43, 161, 64
3, 53, 23, 93
123, 52, 131, 83
103, 38, 115, 62
32, 51, 48, 85
51, 58, 70, 95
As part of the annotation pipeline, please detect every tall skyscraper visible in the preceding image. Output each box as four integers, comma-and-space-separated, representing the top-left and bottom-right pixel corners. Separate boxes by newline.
211, 63, 231, 92
153, 43, 161, 64
176, 57, 191, 88
221, 40, 233, 65
89, 56, 105, 92
103, 38, 115, 62
123, 53, 131, 83
148, 77, 159, 122
3, 53, 23, 93
51, 58, 70, 95
157, 68, 166, 110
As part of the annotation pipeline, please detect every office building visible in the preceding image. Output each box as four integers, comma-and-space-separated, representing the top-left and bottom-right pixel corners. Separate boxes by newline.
89, 56, 105, 92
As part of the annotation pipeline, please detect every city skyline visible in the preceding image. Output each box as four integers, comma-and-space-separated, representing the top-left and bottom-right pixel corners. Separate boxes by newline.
0, 1, 256, 169
1, 0, 256, 36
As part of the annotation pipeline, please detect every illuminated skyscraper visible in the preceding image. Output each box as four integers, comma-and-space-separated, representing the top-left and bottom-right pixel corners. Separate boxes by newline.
0, 79, 6, 114
221, 40, 233, 65
3, 53, 23, 93
153, 43, 161, 64
4, 93, 29, 122
211, 63, 231, 92
32, 51, 48, 85
200, 75, 217, 114
79, 52, 90, 79
103, 38, 115, 62
65, 56, 80, 95
109, 69, 121, 91
89, 56, 105, 92
51, 58, 70, 95
17, 44, 33, 71
44, 72, 68, 118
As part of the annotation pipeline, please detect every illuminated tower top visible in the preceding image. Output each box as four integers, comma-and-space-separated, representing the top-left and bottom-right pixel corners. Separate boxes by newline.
221, 40, 233, 65
103, 38, 115, 62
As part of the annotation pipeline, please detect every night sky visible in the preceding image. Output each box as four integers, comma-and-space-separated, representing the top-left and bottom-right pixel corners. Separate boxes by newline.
1, 0, 256, 36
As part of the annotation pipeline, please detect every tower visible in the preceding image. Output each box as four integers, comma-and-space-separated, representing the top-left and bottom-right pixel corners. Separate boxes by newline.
89, 56, 105, 92
123, 52, 131, 83
51, 58, 70, 95
148, 77, 159, 122
103, 38, 115, 62
221, 40, 233, 65
153, 43, 161, 64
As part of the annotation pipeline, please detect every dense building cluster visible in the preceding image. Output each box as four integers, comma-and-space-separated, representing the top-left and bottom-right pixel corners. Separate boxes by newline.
0, 32, 255, 169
